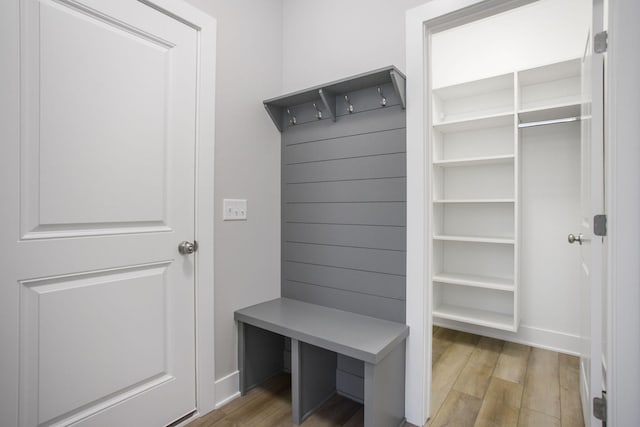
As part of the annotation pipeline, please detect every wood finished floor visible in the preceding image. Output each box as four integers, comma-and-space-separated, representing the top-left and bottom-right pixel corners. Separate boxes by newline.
425, 326, 584, 427
187, 327, 584, 427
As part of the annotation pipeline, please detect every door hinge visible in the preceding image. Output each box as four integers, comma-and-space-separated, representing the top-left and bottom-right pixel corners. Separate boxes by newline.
594, 214, 607, 237
594, 392, 607, 422
594, 31, 608, 53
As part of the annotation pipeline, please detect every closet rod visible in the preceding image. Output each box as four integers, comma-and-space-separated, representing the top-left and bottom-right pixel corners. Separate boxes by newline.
518, 116, 580, 128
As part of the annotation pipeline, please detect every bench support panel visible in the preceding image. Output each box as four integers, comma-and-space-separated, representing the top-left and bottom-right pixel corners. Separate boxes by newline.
291, 339, 337, 425
364, 343, 406, 427
238, 322, 284, 395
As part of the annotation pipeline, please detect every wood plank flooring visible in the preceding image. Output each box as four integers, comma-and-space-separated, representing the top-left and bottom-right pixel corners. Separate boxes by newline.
187, 327, 583, 427
427, 326, 584, 427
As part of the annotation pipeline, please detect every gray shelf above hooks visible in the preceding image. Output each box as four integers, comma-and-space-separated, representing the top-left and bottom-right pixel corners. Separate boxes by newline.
264, 66, 406, 132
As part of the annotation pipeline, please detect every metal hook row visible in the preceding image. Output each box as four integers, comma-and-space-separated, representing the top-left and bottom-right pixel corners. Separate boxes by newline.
287, 86, 389, 126
345, 86, 387, 114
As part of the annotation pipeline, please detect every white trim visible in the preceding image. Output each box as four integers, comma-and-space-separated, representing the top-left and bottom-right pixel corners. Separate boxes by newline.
433, 320, 582, 355
214, 371, 241, 409
606, 1, 640, 425
405, 6, 430, 424
406, 1, 536, 424
130, 0, 219, 420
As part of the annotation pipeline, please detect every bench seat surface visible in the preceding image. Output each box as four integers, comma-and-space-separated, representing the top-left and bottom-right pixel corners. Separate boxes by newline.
234, 297, 409, 364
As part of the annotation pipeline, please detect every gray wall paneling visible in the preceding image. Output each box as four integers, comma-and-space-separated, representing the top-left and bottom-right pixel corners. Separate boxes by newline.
284, 243, 406, 276
279, 85, 406, 404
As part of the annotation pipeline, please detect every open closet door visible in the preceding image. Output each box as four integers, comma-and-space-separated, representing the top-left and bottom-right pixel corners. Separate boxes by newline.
577, 0, 606, 425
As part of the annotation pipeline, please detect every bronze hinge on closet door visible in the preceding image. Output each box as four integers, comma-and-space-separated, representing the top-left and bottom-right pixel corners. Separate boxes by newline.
593, 391, 607, 423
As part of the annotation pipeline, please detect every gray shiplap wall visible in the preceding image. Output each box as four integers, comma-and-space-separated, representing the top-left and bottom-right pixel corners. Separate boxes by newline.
280, 87, 406, 402
282, 106, 406, 321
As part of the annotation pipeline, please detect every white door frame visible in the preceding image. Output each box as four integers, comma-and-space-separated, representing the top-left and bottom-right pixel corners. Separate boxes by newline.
406, 0, 640, 425
145, 0, 218, 420
605, 1, 640, 425
0, 0, 217, 423
404, 1, 535, 423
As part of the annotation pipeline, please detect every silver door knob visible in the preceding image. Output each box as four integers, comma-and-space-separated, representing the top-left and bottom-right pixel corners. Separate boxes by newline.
178, 241, 198, 255
567, 234, 583, 245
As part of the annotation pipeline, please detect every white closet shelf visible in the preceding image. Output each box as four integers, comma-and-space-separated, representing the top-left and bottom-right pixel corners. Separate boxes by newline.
518, 102, 581, 124
432, 112, 513, 133
433, 272, 514, 292
433, 235, 515, 244
433, 154, 515, 168
517, 58, 580, 86
433, 304, 516, 331
433, 73, 514, 99
433, 198, 515, 204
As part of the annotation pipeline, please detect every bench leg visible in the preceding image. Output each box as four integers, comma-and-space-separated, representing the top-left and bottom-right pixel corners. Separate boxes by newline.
238, 321, 284, 395
291, 339, 337, 425
364, 342, 406, 427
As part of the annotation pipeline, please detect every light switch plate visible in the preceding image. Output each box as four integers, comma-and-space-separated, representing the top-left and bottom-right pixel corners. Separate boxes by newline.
223, 199, 247, 221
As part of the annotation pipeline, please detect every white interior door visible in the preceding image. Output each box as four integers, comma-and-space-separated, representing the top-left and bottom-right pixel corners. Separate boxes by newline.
578, 0, 606, 425
0, 0, 200, 426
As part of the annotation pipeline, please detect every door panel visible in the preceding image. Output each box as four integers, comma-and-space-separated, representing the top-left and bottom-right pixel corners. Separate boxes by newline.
2, 0, 200, 426
20, 0, 197, 239
37, 1, 169, 228
579, 25, 594, 422
21, 263, 169, 425
579, 0, 605, 425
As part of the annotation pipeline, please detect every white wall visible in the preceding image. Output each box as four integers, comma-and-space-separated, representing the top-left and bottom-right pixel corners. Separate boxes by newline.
182, 0, 283, 385
430, 0, 590, 352
282, 0, 428, 92
432, 0, 590, 88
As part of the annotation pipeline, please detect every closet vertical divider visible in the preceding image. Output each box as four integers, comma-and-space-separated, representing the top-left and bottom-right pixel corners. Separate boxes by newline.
513, 71, 521, 331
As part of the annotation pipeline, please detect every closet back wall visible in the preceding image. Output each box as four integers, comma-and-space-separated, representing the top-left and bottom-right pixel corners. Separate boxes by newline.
431, 0, 590, 88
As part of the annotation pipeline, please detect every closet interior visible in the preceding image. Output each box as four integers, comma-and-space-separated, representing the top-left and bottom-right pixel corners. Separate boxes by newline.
431, 58, 582, 332
425, 0, 595, 356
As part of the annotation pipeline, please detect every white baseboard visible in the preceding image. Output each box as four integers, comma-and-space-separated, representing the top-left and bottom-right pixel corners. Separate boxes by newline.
215, 370, 240, 409
433, 319, 581, 355
172, 371, 240, 426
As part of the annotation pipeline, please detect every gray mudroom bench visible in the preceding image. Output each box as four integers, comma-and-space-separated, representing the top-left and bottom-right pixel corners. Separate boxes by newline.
235, 67, 409, 426
235, 298, 409, 426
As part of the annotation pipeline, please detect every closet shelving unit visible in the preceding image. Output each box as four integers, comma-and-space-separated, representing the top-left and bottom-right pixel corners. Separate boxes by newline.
430, 58, 581, 332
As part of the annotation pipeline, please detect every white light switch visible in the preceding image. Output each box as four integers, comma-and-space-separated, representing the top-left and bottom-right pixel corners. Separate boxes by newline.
223, 199, 247, 221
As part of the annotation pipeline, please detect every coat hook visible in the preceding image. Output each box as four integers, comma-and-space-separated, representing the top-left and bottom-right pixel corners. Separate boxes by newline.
344, 95, 354, 114
377, 87, 387, 107
287, 108, 297, 125
313, 103, 322, 120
